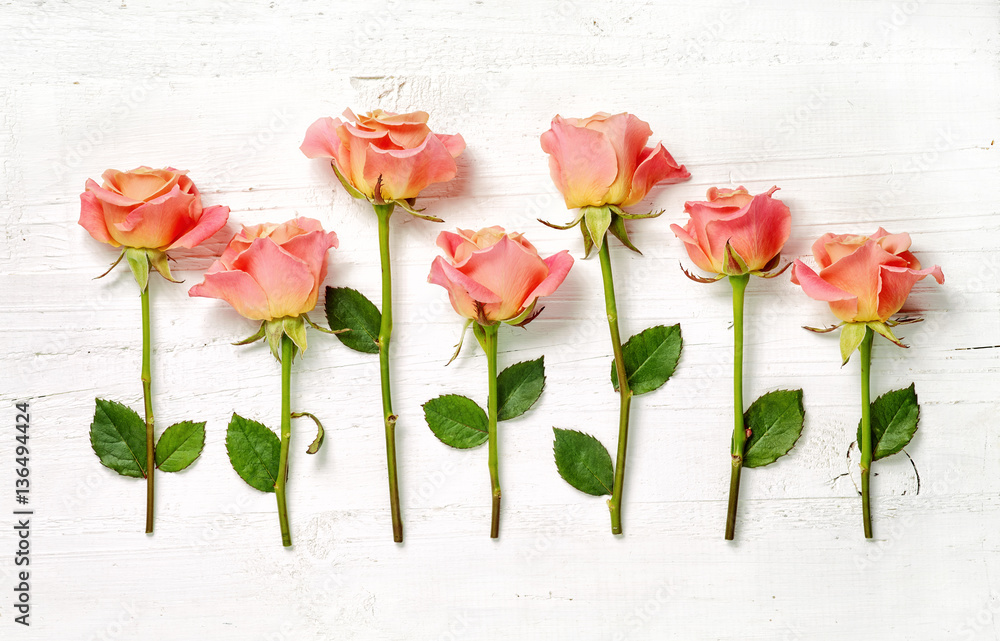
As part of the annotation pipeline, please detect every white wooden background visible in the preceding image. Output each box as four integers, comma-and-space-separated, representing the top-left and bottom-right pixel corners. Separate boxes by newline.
1, 0, 998, 639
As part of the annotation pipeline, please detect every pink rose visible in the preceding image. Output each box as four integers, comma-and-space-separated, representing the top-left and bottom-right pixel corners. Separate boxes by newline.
791, 228, 944, 323
428, 226, 574, 324
189, 218, 338, 321
300, 109, 466, 204
79, 166, 229, 250
540, 112, 690, 210
671, 186, 791, 275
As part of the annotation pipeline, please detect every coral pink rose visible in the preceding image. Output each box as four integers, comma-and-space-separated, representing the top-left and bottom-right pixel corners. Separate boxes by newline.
428, 227, 574, 324
791, 228, 944, 323
79, 166, 229, 250
189, 218, 338, 321
671, 186, 791, 275
540, 112, 690, 210
300, 109, 466, 205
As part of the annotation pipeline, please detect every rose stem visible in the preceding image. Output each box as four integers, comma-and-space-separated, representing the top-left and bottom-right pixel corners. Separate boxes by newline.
140, 284, 155, 534
276, 334, 293, 547
375, 203, 404, 543
859, 325, 875, 539
480, 322, 502, 539
725, 273, 750, 541
600, 239, 633, 535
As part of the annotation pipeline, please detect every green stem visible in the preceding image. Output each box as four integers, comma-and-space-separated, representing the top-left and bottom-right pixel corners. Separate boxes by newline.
480, 322, 501, 538
599, 239, 633, 535
725, 273, 749, 541
140, 285, 154, 534
859, 326, 875, 539
375, 203, 403, 543
276, 335, 293, 547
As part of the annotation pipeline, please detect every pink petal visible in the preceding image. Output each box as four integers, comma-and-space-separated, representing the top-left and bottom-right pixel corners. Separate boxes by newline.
436, 229, 479, 265
189, 268, 272, 321
670, 222, 715, 274
168, 205, 230, 250
459, 235, 549, 321
819, 241, 907, 321
876, 263, 944, 320
112, 186, 198, 249
428, 256, 501, 320
703, 191, 791, 272
363, 134, 459, 201
540, 117, 618, 209
586, 113, 652, 204
232, 238, 317, 318
523, 250, 574, 304
622, 142, 691, 207
79, 191, 118, 246
437, 133, 467, 158
791, 259, 859, 321
85, 177, 138, 208
300, 117, 344, 159
278, 228, 339, 305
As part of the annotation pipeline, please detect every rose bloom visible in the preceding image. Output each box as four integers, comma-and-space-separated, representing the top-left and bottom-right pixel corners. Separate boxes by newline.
300, 109, 465, 202
79, 166, 229, 250
791, 228, 944, 323
671, 186, 791, 275
540, 112, 690, 210
189, 218, 338, 321
428, 226, 574, 324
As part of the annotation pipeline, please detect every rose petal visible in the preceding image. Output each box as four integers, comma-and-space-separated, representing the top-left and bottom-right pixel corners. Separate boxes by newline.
622, 142, 691, 207
363, 134, 459, 201
540, 117, 618, 209
428, 256, 502, 320
168, 205, 230, 250
702, 191, 790, 272
189, 268, 272, 321
300, 117, 345, 159
112, 186, 198, 249
819, 241, 907, 321
232, 238, 317, 318
79, 191, 118, 246
458, 235, 549, 321
522, 250, 574, 305
279, 228, 339, 305
670, 222, 715, 274
791, 259, 859, 321
876, 263, 944, 320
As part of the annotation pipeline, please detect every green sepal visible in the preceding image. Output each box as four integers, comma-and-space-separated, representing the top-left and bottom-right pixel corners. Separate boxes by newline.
125, 247, 150, 292
611, 324, 683, 395
580, 219, 595, 258
155, 420, 206, 472
325, 286, 382, 354
89, 398, 147, 478
722, 241, 749, 276
552, 428, 614, 496
867, 321, 907, 348
393, 198, 443, 222
303, 313, 348, 335
840, 322, 868, 365
857, 384, 919, 461
446, 319, 474, 365
147, 249, 181, 283
583, 206, 612, 252
331, 162, 366, 199
607, 213, 641, 254
505, 299, 538, 327
234, 322, 266, 346
537, 211, 584, 231
423, 394, 489, 449
93, 249, 126, 280
612, 204, 664, 220
496, 357, 545, 421
264, 319, 285, 361
742, 389, 805, 468
225, 413, 280, 493
292, 412, 326, 455
282, 316, 308, 354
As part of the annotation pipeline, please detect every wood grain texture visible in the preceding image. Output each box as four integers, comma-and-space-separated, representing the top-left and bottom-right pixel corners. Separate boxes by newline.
1, 0, 998, 638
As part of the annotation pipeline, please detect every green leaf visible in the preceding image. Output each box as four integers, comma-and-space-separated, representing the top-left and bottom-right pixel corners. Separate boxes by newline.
611, 324, 683, 395
325, 286, 381, 354
225, 413, 280, 492
857, 384, 919, 461
423, 395, 488, 449
496, 357, 545, 421
552, 428, 614, 496
155, 421, 206, 472
840, 322, 867, 365
90, 399, 148, 478
743, 389, 805, 468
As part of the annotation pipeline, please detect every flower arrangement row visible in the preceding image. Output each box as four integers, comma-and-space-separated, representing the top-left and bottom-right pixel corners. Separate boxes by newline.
80, 109, 944, 546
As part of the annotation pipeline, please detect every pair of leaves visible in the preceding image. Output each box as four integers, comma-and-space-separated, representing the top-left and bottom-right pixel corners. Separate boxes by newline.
90, 399, 205, 477
226, 411, 328, 492
326, 286, 381, 354
742, 389, 805, 468
611, 324, 683, 395
424, 357, 546, 449
856, 384, 919, 461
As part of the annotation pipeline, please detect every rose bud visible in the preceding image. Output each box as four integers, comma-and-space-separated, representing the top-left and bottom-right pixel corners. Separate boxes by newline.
300, 109, 465, 220
189, 217, 339, 359
79, 166, 230, 288
671, 186, 792, 280
428, 226, 574, 325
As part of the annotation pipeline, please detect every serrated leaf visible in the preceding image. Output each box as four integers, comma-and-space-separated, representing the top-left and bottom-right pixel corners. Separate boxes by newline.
226, 414, 280, 492
423, 395, 488, 449
857, 384, 919, 461
743, 389, 805, 468
552, 428, 614, 496
611, 324, 683, 395
325, 286, 381, 354
155, 421, 206, 472
90, 399, 148, 478
496, 357, 545, 421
